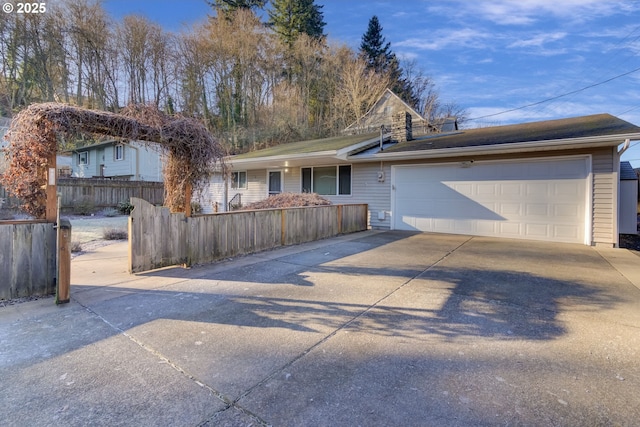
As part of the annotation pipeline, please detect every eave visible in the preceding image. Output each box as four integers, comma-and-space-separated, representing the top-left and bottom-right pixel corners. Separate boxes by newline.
349, 133, 640, 162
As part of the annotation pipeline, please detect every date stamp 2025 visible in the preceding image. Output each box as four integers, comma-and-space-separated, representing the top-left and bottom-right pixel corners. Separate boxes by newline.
3, 2, 47, 14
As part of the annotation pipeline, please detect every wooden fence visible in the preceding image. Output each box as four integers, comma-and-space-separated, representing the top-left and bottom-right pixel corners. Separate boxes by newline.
0, 221, 56, 300
58, 178, 164, 211
0, 179, 164, 212
129, 197, 368, 273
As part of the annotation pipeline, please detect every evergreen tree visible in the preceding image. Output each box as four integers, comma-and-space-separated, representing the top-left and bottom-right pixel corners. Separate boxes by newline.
268, 0, 326, 48
359, 15, 418, 109
207, 0, 266, 16
359, 15, 393, 73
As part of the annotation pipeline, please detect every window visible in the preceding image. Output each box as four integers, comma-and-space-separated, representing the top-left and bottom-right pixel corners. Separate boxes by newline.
78, 152, 89, 165
301, 165, 351, 195
231, 171, 247, 189
115, 144, 124, 161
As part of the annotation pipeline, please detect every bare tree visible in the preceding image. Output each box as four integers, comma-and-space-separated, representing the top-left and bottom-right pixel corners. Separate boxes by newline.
332, 50, 391, 130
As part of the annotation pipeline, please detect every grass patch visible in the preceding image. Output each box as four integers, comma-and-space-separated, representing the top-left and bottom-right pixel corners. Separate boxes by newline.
103, 228, 128, 240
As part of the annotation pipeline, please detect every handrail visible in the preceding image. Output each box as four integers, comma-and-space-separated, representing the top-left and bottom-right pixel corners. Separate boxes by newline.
228, 193, 242, 211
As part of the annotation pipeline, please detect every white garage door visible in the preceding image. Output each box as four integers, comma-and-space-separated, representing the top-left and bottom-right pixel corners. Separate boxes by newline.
392, 157, 589, 243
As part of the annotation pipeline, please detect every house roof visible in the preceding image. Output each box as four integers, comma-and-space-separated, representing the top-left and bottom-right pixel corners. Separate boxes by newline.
620, 161, 638, 180
343, 88, 428, 132
230, 132, 378, 160
65, 139, 122, 153
382, 114, 640, 154
227, 113, 640, 170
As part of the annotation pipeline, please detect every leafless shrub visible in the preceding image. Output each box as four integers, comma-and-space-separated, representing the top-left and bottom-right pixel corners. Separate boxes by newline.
70, 241, 83, 253
0, 102, 226, 218
243, 192, 331, 210
102, 228, 128, 240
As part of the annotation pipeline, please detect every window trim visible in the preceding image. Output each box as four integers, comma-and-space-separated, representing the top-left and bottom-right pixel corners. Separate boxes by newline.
300, 164, 352, 196
114, 143, 124, 161
78, 152, 89, 165
267, 170, 283, 196
231, 171, 247, 190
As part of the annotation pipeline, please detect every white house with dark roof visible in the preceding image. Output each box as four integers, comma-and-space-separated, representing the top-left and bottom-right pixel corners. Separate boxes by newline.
203, 113, 640, 248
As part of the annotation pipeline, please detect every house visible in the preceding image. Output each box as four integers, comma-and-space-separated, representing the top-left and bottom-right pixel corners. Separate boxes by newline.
69, 139, 165, 181
619, 161, 638, 234
201, 112, 640, 247
342, 88, 452, 136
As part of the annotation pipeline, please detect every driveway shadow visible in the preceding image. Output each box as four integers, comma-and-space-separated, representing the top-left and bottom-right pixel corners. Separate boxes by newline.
71, 263, 621, 344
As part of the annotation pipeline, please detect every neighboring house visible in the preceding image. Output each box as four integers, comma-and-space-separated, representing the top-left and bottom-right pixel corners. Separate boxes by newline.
202, 112, 640, 248
619, 161, 638, 233
69, 140, 165, 181
342, 88, 453, 136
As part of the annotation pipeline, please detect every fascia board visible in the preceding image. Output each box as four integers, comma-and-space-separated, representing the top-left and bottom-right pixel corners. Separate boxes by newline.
351, 134, 640, 162
227, 150, 338, 168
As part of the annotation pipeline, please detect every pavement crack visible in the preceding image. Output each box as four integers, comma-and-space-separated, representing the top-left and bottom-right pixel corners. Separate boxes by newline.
72, 299, 264, 424
235, 236, 474, 404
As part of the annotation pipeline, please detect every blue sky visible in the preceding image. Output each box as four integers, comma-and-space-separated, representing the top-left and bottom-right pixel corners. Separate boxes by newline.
103, 0, 640, 167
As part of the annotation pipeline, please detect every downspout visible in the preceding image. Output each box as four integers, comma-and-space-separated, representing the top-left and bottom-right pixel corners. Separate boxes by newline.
223, 172, 229, 212
618, 138, 631, 155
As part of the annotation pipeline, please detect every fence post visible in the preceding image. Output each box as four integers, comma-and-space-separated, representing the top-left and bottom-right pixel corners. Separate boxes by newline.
337, 205, 343, 234
45, 153, 57, 222
56, 219, 71, 304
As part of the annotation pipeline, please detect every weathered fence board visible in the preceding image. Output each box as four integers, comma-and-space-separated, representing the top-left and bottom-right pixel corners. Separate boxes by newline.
130, 198, 368, 273
1, 180, 164, 213
0, 221, 56, 300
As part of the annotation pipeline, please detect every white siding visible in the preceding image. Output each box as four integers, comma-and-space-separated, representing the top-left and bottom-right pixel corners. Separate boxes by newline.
283, 168, 300, 192
592, 148, 617, 246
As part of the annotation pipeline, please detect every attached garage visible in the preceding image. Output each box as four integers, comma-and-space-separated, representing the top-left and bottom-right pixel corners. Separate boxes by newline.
392, 157, 590, 244
220, 113, 640, 247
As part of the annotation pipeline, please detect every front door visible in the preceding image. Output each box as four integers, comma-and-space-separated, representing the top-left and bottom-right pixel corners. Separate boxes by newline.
268, 171, 282, 196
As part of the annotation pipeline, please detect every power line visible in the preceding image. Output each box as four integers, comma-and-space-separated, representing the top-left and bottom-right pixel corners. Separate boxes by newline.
468, 65, 640, 122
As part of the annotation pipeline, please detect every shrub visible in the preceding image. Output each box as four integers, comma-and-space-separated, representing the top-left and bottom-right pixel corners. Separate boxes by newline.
73, 198, 95, 215
70, 241, 82, 253
103, 228, 128, 240
117, 201, 134, 215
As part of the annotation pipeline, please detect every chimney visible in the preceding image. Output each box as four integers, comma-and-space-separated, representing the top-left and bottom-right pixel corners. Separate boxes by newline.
391, 111, 412, 143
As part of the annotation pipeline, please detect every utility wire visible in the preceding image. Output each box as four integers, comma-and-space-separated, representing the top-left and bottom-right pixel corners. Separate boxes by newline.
468, 65, 640, 122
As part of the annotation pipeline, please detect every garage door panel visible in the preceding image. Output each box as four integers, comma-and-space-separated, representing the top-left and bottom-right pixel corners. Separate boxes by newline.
393, 158, 588, 244
525, 223, 550, 237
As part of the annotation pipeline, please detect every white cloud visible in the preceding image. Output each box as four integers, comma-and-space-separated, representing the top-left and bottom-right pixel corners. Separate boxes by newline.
396, 28, 489, 51
508, 32, 567, 48
429, 0, 636, 26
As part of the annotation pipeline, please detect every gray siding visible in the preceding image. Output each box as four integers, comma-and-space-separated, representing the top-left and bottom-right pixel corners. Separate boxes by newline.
591, 147, 617, 246
325, 163, 392, 229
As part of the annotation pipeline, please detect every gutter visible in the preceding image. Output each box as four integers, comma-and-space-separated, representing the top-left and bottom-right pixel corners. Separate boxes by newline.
351, 133, 640, 162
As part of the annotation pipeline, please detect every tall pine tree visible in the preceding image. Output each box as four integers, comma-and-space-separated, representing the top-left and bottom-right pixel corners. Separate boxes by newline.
268, 0, 326, 48
359, 15, 417, 108
207, 0, 266, 17
359, 15, 393, 74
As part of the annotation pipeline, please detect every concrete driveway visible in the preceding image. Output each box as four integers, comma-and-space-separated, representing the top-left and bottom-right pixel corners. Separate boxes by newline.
1, 231, 639, 426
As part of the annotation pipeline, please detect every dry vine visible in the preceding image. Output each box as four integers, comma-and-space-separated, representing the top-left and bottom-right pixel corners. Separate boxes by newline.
1, 103, 226, 217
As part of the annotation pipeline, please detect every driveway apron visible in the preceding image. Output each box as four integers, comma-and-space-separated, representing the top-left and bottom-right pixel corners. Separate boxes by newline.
1, 231, 639, 426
